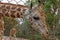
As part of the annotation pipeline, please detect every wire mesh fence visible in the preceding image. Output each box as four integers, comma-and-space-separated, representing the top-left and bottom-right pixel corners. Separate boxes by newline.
0, 0, 27, 5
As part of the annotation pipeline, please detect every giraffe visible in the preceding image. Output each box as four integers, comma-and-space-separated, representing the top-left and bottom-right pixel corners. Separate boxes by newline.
0, 2, 49, 40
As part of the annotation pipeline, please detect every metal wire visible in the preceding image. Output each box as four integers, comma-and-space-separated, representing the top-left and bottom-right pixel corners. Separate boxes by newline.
0, 0, 27, 5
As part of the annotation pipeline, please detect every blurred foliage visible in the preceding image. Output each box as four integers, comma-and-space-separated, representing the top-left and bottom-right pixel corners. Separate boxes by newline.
4, 16, 18, 36
16, 19, 44, 40
43, 0, 60, 12
43, 0, 53, 12
43, 0, 59, 29
4, 17, 43, 40
45, 13, 57, 27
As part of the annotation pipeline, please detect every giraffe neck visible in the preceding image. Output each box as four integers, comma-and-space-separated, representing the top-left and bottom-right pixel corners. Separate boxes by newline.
0, 2, 28, 18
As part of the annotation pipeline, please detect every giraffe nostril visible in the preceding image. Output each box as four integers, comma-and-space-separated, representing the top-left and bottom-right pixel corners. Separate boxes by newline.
33, 16, 40, 20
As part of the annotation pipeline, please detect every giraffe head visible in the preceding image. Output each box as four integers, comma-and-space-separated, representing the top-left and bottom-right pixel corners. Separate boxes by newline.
26, 1, 49, 39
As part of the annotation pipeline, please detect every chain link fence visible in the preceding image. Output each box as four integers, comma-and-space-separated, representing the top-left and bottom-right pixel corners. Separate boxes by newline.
0, 0, 27, 5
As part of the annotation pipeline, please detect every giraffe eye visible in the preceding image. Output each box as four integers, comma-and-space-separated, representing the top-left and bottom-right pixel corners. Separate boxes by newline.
33, 16, 40, 20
